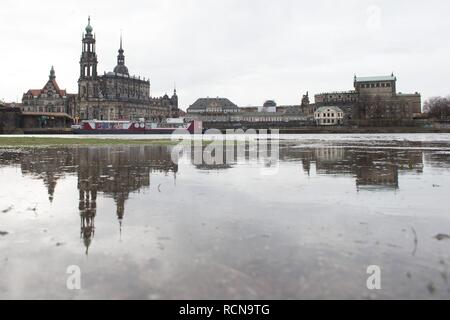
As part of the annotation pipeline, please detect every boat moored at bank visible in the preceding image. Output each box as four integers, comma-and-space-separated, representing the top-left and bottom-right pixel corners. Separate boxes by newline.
71, 119, 202, 135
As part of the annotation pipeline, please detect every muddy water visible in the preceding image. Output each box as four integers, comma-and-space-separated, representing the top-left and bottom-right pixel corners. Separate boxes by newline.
1, 134, 450, 299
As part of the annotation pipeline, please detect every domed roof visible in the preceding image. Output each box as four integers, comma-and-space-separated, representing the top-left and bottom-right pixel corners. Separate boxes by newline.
113, 65, 129, 75
263, 100, 277, 107
85, 17, 93, 34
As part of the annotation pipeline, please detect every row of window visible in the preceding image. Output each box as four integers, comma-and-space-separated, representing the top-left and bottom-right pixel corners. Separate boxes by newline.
23, 107, 65, 113
326, 97, 357, 101
318, 119, 340, 124
326, 94, 356, 99
315, 112, 343, 118
360, 82, 392, 89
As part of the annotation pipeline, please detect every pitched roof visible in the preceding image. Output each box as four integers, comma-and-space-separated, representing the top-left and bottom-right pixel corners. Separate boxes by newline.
27, 89, 42, 97
189, 98, 238, 110
25, 79, 67, 98
315, 106, 344, 113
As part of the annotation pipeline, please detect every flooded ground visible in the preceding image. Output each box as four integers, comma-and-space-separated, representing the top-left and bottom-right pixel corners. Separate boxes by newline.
1, 134, 450, 299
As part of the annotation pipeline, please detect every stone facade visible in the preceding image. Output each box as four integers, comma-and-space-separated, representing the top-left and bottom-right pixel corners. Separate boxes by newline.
354, 75, 421, 120
22, 66, 69, 115
19, 67, 73, 129
187, 97, 307, 123
354, 75, 397, 98
314, 106, 344, 126
76, 18, 178, 122
314, 91, 358, 107
312, 74, 422, 122
186, 98, 240, 122
187, 97, 240, 115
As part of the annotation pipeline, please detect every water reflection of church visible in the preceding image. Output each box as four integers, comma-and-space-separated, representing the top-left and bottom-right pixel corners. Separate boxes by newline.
75, 147, 178, 253
0, 143, 438, 254
11, 146, 177, 254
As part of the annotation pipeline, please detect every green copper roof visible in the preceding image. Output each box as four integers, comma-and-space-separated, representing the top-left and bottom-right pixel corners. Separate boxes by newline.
85, 16, 93, 33
355, 75, 396, 82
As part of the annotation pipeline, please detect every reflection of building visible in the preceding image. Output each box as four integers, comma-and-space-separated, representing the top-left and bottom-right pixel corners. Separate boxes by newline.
354, 152, 399, 190
77, 18, 179, 122
79, 187, 97, 255
73, 146, 178, 252
1, 143, 430, 254
311, 148, 352, 176
424, 152, 450, 169
19, 148, 76, 202
4, 145, 177, 254
279, 146, 423, 190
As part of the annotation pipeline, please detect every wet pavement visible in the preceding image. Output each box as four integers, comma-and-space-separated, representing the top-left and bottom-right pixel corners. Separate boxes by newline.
1, 134, 450, 299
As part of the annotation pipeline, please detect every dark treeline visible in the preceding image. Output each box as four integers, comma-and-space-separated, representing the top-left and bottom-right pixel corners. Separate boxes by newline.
424, 96, 450, 119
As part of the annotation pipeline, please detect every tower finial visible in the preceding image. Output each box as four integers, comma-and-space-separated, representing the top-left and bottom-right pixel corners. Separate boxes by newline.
118, 30, 124, 55
85, 16, 93, 34
49, 66, 56, 81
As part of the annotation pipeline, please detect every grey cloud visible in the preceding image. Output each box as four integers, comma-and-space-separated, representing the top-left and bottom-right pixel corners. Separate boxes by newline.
1, 0, 450, 108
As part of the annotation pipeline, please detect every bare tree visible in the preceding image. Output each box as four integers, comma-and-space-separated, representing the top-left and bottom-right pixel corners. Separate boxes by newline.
424, 96, 450, 119
355, 95, 388, 120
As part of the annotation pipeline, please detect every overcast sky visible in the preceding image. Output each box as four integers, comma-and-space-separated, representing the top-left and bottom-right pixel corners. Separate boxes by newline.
1, 0, 449, 109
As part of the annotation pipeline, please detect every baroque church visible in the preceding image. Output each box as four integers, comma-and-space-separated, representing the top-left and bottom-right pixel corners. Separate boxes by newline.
77, 17, 179, 122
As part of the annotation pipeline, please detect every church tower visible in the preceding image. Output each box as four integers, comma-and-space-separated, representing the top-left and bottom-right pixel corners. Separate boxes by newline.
113, 34, 129, 75
171, 87, 178, 108
78, 17, 98, 101
80, 16, 98, 79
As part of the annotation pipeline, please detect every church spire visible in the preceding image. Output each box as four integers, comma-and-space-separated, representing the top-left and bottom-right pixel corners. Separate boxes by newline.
120, 31, 123, 51
118, 33, 124, 59
49, 66, 56, 81
114, 32, 129, 75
